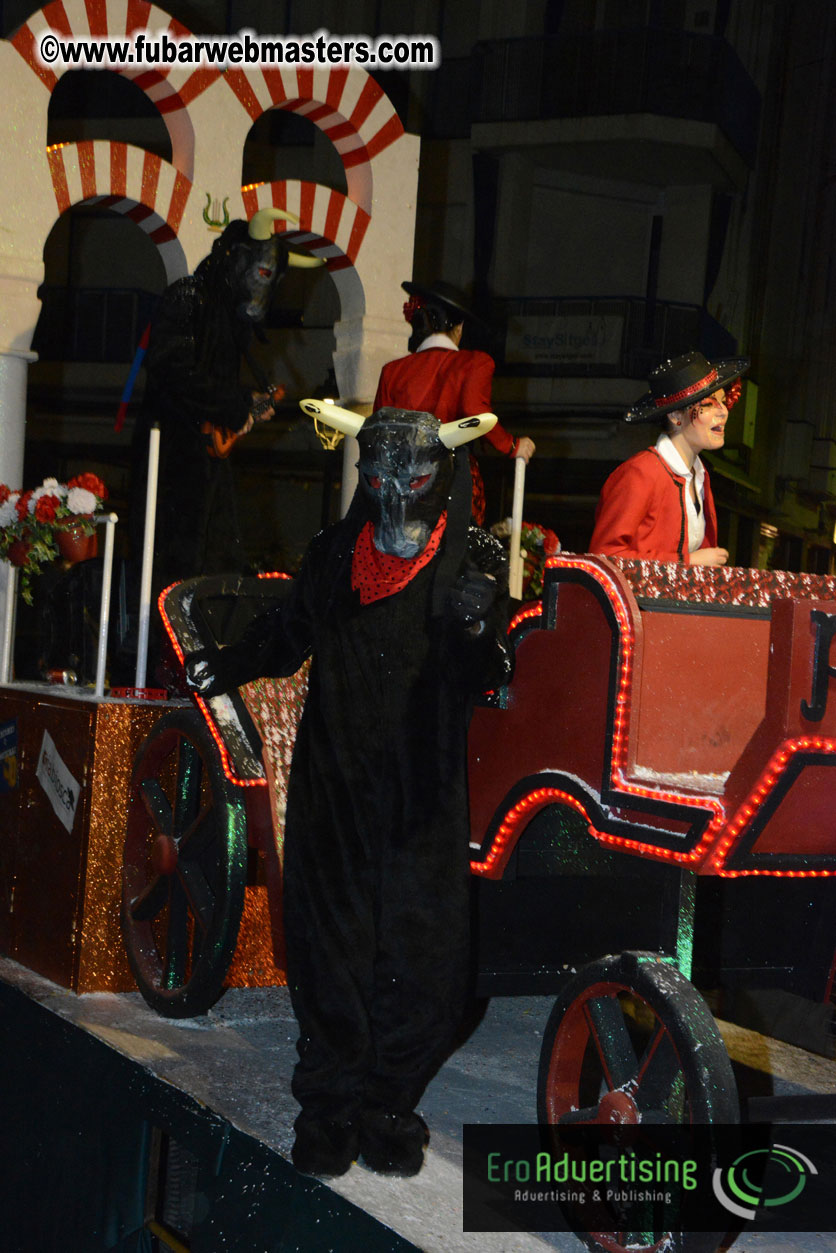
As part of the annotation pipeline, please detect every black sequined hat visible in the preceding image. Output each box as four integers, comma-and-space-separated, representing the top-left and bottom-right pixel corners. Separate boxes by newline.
625, 350, 750, 423
401, 279, 484, 327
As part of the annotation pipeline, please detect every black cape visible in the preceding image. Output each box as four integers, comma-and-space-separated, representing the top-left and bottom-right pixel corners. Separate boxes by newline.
212, 514, 513, 1119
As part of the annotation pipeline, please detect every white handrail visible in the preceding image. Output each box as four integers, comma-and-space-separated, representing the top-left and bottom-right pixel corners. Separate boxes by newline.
0, 564, 18, 684
135, 424, 160, 690
94, 513, 118, 699
508, 455, 526, 601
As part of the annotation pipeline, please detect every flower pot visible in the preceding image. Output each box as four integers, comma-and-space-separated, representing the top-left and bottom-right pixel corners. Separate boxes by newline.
6, 537, 32, 567
56, 517, 98, 564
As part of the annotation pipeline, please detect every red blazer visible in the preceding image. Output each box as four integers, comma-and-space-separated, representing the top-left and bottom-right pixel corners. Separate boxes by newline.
374, 347, 516, 455
589, 447, 717, 563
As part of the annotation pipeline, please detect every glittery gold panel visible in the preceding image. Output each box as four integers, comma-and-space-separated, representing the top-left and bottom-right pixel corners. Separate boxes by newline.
80, 678, 311, 995
229, 666, 310, 989
0, 689, 159, 992
0, 687, 96, 988
1, 672, 311, 994
77, 702, 162, 992
241, 666, 310, 870
614, 559, 836, 608
225, 885, 283, 987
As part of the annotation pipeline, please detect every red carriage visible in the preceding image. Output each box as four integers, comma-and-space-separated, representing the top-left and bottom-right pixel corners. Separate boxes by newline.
121, 554, 836, 1247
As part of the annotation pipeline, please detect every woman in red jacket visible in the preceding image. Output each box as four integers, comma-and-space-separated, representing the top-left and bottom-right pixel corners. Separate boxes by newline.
375, 280, 535, 523
589, 351, 748, 565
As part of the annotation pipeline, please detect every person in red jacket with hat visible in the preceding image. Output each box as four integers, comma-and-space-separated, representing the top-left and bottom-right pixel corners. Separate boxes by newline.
589, 350, 749, 565
374, 280, 535, 523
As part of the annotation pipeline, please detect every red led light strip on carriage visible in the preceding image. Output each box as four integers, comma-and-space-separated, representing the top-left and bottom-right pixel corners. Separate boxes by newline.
549, 556, 724, 861
472, 786, 611, 875
470, 555, 727, 877
480, 602, 543, 701
707, 735, 836, 877
158, 584, 265, 789
158, 575, 291, 790
509, 601, 543, 633
472, 557, 836, 879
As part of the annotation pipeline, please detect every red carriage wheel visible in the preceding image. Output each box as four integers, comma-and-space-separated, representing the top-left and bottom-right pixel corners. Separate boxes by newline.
121, 708, 247, 1018
537, 951, 738, 1253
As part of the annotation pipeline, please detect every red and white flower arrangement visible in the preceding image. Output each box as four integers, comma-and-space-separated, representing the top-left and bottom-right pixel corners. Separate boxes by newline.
491, 517, 561, 600
0, 473, 108, 603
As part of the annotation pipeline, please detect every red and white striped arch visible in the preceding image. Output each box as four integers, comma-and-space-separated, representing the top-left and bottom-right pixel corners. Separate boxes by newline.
241, 180, 370, 271
241, 178, 368, 318
14, 5, 404, 209
225, 67, 403, 214
46, 139, 189, 282
13, 2, 405, 308
11, 0, 221, 179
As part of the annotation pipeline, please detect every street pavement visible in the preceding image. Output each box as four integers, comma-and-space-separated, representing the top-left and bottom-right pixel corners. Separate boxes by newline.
1, 957, 833, 1253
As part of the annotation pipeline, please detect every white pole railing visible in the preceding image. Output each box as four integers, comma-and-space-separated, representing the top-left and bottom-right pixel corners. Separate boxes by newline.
508, 455, 527, 601
94, 513, 118, 699
0, 564, 18, 685
135, 424, 160, 690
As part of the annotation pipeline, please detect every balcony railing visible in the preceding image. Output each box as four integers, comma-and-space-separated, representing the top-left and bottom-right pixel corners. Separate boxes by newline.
32, 286, 159, 363
430, 29, 760, 163
493, 295, 737, 379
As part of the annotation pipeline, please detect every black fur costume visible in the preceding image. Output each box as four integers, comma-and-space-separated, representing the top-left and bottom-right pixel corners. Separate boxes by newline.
134, 220, 288, 590
190, 409, 513, 1176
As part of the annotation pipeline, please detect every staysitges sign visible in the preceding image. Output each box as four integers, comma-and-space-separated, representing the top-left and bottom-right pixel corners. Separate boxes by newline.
35, 730, 81, 834
505, 315, 624, 366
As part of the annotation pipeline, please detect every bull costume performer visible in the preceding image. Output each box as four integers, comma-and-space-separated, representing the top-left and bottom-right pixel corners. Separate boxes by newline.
133, 207, 322, 591
186, 402, 514, 1178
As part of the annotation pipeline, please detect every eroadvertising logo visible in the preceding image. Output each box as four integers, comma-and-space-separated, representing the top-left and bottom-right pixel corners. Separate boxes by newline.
712, 1144, 817, 1221
462, 1124, 833, 1236
35, 729, 81, 833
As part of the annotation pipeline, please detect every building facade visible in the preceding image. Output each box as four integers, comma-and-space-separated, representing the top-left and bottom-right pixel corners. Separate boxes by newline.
2, 0, 835, 576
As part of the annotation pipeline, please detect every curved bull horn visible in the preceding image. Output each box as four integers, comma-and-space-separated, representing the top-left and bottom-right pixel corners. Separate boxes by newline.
287, 252, 326, 269
249, 209, 326, 267
248, 207, 300, 240
299, 398, 366, 438
437, 413, 497, 449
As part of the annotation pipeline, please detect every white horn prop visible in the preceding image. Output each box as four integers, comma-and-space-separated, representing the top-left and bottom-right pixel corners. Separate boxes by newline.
287, 252, 326, 268
248, 207, 300, 240
299, 398, 367, 438
437, 413, 497, 449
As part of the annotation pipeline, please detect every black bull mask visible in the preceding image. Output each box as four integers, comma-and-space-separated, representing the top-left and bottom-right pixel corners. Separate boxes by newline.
358, 410, 455, 557
299, 401, 499, 558
209, 207, 325, 325
226, 229, 289, 324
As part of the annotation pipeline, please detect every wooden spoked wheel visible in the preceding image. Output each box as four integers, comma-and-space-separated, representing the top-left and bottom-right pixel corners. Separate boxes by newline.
121, 708, 247, 1018
537, 951, 738, 1253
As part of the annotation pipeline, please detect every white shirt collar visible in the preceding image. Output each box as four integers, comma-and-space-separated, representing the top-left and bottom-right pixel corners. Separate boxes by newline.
417, 333, 458, 352
656, 432, 705, 489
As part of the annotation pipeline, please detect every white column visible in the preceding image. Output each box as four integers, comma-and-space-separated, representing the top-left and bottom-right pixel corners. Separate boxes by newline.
332, 313, 408, 517
0, 348, 36, 656
332, 313, 408, 406
0, 349, 34, 487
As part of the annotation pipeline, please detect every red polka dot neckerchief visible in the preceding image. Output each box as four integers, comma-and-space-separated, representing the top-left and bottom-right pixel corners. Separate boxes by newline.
351, 512, 447, 605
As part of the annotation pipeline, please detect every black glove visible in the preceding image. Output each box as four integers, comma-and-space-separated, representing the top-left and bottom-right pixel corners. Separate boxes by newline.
448, 564, 498, 630
184, 645, 225, 696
